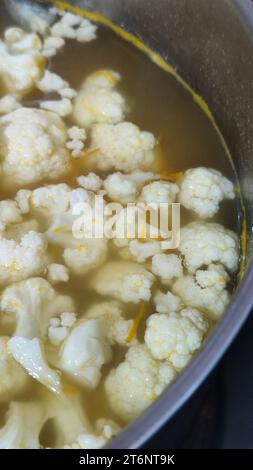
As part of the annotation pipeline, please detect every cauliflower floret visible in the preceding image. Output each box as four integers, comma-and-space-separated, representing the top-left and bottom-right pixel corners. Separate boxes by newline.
42, 36, 65, 58
63, 239, 108, 275
30, 183, 72, 216
40, 98, 73, 117
103, 171, 156, 204
15, 189, 32, 214
154, 289, 182, 314
195, 263, 229, 290
179, 222, 239, 273
0, 108, 71, 188
90, 122, 156, 172
46, 391, 119, 449
86, 301, 134, 346
151, 254, 183, 284
129, 240, 162, 262
105, 344, 175, 422
0, 337, 28, 403
47, 263, 70, 284
73, 69, 125, 128
139, 180, 179, 206
0, 401, 47, 449
0, 29, 45, 96
92, 261, 155, 303
0, 95, 20, 114
58, 318, 112, 389
8, 337, 61, 393
63, 417, 120, 449
111, 206, 140, 248
178, 167, 235, 218
45, 393, 89, 448
48, 312, 77, 346
1, 277, 74, 339
30, 183, 108, 275
67, 126, 87, 158
172, 274, 230, 319
37, 70, 76, 101
77, 172, 102, 192
37, 70, 67, 92
111, 204, 164, 249
0, 231, 48, 285
145, 308, 209, 370
0, 200, 22, 231
50, 12, 97, 42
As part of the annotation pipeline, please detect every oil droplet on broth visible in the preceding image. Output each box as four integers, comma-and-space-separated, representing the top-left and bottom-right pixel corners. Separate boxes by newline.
0, 2, 242, 447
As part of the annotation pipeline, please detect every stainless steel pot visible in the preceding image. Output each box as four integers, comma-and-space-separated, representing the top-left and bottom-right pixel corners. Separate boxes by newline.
7, 0, 253, 449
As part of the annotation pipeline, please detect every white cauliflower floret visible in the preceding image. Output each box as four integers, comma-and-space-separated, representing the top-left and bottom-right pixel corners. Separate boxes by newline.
67, 126, 87, 158
77, 172, 102, 192
0, 95, 20, 114
48, 312, 77, 346
0, 231, 48, 285
92, 261, 155, 303
110, 204, 164, 250
86, 301, 134, 346
1, 277, 74, 339
40, 98, 72, 117
151, 254, 183, 284
8, 337, 61, 393
37, 70, 67, 92
0, 200, 22, 231
63, 417, 120, 449
105, 344, 175, 422
154, 290, 182, 314
58, 318, 112, 389
63, 239, 108, 275
30, 183, 71, 216
90, 122, 156, 172
73, 69, 125, 128
30, 183, 108, 275
103, 171, 156, 204
0, 337, 28, 403
46, 393, 90, 448
179, 222, 239, 273
172, 274, 230, 319
111, 206, 140, 248
0, 29, 45, 96
47, 263, 70, 284
145, 308, 209, 370
15, 189, 32, 214
0, 401, 47, 449
129, 240, 162, 262
0, 108, 71, 188
139, 180, 179, 206
51, 12, 97, 42
47, 392, 119, 449
195, 263, 229, 290
42, 36, 65, 58
37, 70, 76, 100
178, 167, 235, 218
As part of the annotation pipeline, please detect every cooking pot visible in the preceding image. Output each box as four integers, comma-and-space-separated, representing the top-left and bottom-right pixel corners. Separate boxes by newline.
6, 0, 253, 449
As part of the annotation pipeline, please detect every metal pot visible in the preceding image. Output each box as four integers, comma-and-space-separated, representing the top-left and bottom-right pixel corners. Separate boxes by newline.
7, 0, 253, 449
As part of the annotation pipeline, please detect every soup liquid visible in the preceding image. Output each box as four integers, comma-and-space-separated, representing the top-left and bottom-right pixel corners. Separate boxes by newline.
0, 2, 243, 448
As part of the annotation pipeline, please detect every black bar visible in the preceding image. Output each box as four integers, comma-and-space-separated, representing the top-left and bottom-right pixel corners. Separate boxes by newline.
0, 450, 253, 466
